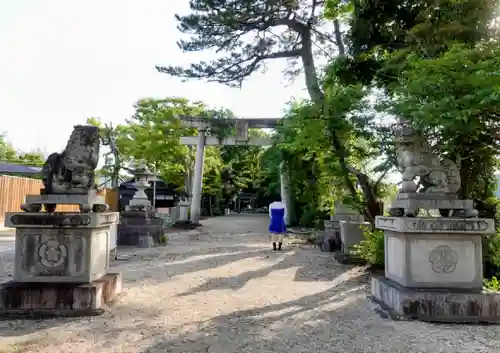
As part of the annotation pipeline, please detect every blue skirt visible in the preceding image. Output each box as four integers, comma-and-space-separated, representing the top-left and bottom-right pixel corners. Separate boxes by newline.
269, 208, 286, 234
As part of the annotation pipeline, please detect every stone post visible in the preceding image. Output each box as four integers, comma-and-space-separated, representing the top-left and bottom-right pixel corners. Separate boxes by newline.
190, 129, 206, 224
280, 161, 291, 225
339, 220, 370, 253
321, 203, 363, 253
178, 196, 190, 222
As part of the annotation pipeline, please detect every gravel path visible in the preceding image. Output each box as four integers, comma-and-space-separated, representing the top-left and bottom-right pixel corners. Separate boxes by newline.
1, 215, 500, 352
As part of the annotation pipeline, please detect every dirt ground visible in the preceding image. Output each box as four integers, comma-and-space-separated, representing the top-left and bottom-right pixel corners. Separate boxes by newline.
1, 214, 500, 353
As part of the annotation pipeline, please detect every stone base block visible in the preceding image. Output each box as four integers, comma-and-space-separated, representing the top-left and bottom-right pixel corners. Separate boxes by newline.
0, 273, 122, 319
13, 225, 112, 283
339, 220, 370, 252
320, 230, 340, 252
376, 217, 495, 291
118, 217, 165, 246
137, 235, 155, 248
371, 276, 500, 323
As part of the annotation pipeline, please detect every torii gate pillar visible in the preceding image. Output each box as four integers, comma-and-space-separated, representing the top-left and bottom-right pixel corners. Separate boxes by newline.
190, 129, 206, 224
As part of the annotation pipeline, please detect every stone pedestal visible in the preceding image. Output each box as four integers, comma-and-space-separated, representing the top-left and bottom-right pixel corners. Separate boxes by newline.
339, 220, 370, 252
169, 206, 181, 224
389, 193, 478, 218
118, 210, 164, 247
371, 216, 500, 323
321, 220, 338, 252
1, 212, 122, 317
23, 191, 108, 213
321, 204, 364, 253
0, 273, 122, 318
5, 212, 119, 283
178, 200, 190, 222
371, 276, 500, 323
118, 166, 165, 247
179, 206, 189, 221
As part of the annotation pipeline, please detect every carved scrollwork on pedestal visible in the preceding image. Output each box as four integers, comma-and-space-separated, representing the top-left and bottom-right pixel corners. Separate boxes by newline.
38, 240, 68, 268
428, 245, 458, 274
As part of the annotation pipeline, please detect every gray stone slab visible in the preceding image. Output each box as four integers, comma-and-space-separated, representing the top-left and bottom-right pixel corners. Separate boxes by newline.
383, 230, 484, 290
117, 215, 166, 246
397, 192, 458, 200
339, 220, 370, 252
376, 216, 495, 234
391, 198, 473, 211
371, 276, 500, 323
137, 235, 155, 248
5, 212, 119, 228
13, 225, 112, 283
0, 272, 122, 319
25, 193, 105, 205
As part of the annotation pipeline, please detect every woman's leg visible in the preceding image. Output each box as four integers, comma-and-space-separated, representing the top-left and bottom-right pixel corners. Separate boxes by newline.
271, 234, 278, 250
277, 234, 284, 250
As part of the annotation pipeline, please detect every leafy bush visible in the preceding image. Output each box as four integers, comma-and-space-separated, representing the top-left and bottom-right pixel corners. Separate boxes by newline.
484, 232, 500, 278
158, 234, 168, 246
350, 226, 385, 268
480, 197, 500, 278
484, 276, 500, 291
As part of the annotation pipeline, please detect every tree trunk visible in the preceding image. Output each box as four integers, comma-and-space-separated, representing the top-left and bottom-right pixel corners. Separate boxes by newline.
333, 19, 345, 57
297, 21, 381, 224
300, 28, 325, 103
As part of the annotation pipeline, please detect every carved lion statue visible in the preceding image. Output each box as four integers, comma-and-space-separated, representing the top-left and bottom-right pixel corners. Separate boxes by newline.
396, 138, 461, 194
41, 125, 101, 194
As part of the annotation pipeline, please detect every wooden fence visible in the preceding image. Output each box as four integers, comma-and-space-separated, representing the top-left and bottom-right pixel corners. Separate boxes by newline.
0, 175, 117, 222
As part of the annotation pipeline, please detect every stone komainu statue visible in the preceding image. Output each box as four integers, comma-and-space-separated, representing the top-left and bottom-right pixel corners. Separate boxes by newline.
41, 125, 100, 194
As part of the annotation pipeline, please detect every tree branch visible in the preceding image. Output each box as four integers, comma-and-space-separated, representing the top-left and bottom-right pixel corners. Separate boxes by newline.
156, 1, 329, 87
157, 49, 302, 87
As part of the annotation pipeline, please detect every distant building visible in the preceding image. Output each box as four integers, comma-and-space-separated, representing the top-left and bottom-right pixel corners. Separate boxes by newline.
0, 162, 41, 177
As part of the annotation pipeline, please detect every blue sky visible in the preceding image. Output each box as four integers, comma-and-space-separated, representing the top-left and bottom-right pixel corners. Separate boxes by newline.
0, 0, 309, 154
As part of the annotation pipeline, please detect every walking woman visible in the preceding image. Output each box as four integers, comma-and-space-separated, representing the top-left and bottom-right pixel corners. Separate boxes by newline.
268, 199, 287, 251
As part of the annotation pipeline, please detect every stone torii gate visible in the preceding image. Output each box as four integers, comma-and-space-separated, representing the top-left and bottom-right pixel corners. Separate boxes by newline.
178, 116, 290, 224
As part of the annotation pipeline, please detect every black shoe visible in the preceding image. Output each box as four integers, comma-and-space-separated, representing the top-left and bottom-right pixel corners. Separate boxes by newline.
272, 242, 277, 251
278, 242, 282, 251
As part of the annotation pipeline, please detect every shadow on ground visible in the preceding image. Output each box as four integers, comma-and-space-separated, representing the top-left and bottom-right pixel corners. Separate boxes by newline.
1, 270, 369, 350
143, 276, 370, 353
117, 246, 274, 285
174, 248, 362, 297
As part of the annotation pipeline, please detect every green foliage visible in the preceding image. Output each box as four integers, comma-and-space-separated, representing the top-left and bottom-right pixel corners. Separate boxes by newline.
204, 110, 235, 142
482, 198, 500, 278
158, 234, 169, 246
275, 82, 391, 225
277, 83, 381, 226
485, 233, 500, 270
324, 0, 354, 19
13, 151, 45, 166
0, 134, 17, 161
343, 0, 499, 86
89, 97, 279, 216
387, 42, 500, 199
350, 226, 385, 268
86, 117, 124, 187
0, 134, 45, 167
113, 98, 205, 187
484, 276, 500, 291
